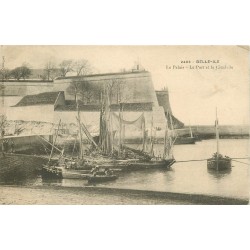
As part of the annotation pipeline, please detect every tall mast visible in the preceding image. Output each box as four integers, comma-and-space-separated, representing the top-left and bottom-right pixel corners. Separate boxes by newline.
215, 108, 220, 170
49, 119, 61, 162
118, 83, 122, 157
163, 120, 168, 159
142, 112, 146, 152
150, 114, 154, 156
77, 98, 83, 159
1, 46, 5, 113
189, 122, 193, 138
215, 107, 219, 156
99, 91, 103, 149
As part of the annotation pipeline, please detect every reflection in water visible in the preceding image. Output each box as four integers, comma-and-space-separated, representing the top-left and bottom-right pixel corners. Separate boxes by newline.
0, 168, 38, 186
41, 177, 63, 186
207, 168, 232, 180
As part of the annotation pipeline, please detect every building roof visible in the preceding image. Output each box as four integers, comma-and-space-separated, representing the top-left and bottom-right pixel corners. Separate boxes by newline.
55, 100, 153, 112
13, 92, 61, 107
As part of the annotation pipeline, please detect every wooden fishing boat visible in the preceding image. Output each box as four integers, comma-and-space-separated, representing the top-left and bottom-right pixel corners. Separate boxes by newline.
42, 164, 90, 179
174, 125, 196, 145
207, 154, 232, 171
207, 108, 232, 171
42, 83, 176, 179
174, 137, 196, 145
87, 174, 118, 183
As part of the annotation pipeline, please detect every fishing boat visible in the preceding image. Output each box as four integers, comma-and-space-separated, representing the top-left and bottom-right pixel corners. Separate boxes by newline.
174, 137, 196, 145
41, 163, 90, 179
87, 174, 118, 183
207, 109, 232, 171
41, 118, 96, 179
174, 125, 196, 145
42, 82, 175, 178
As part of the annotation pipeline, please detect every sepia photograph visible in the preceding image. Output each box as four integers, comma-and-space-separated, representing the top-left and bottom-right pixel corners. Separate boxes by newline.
0, 45, 249, 205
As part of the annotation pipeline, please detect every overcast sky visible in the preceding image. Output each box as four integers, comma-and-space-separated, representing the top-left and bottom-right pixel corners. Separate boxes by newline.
1, 45, 249, 125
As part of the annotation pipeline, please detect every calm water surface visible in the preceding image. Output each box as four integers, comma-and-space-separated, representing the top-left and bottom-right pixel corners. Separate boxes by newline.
33, 139, 249, 199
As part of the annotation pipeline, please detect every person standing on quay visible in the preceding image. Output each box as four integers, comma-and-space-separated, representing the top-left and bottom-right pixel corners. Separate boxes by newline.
1, 139, 5, 157
10, 139, 15, 153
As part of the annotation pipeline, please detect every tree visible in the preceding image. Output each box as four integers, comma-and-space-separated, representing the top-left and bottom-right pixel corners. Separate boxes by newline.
59, 60, 73, 77
0, 68, 11, 80
66, 78, 99, 104
72, 59, 92, 76
20, 66, 31, 80
106, 78, 125, 104
10, 65, 31, 80
66, 59, 94, 103
66, 80, 82, 103
78, 80, 93, 104
43, 61, 57, 81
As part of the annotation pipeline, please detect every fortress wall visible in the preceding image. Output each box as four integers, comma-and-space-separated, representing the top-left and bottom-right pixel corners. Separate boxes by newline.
3, 72, 169, 139
54, 92, 65, 108
54, 71, 159, 106
6, 105, 54, 123
156, 90, 172, 114
2, 82, 52, 97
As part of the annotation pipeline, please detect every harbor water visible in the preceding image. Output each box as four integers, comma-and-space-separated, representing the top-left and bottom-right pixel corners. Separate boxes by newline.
30, 139, 249, 199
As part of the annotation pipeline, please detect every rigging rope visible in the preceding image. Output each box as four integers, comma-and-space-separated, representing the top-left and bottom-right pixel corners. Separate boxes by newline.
175, 157, 249, 164
232, 159, 250, 165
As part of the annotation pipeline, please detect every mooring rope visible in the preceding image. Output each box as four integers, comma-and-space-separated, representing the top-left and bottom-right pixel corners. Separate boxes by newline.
175, 159, 208, 163
231, 159, 250, 165
175, 157, 250, 164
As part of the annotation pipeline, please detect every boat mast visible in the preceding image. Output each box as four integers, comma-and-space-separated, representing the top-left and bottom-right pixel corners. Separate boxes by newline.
142, 112, 146, 152
215, 108, 220, 154
99, 84, 113, 155
49, 119, 61, 162
215, 107, 219, 170
163, 123, 167, 159
76, 98, 84, 159
189, 125, 193, 138
99, 91, 103, 149
1, 47, 5, 116
118, 83, 122, 157
150, 114, 154, 156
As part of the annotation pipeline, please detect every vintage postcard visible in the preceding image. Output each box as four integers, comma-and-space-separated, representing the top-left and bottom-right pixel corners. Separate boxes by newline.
0, 45, 249, 204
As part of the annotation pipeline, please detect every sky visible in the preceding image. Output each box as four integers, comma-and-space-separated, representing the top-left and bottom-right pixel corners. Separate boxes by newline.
1, 45, 249, 125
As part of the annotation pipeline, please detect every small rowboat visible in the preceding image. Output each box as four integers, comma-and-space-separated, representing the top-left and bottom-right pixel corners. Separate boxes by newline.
87, 174, 118, 183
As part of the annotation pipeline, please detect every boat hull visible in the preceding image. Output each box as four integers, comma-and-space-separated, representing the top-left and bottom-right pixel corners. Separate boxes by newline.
87, 175, 118, 183
42, 165, 90, 179
99, 159, 175, 171
174, 137, 196, 145
207, 158, 232, 171
41, 165, 62, 179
